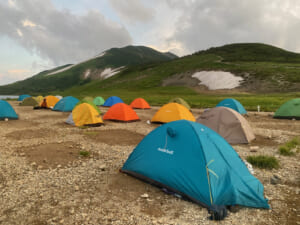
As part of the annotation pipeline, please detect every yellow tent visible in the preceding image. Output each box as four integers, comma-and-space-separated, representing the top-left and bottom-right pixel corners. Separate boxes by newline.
40, 95, 60, 108
151, 103, 195, 123
68, 103, 103, 127
34, 96, 44, 104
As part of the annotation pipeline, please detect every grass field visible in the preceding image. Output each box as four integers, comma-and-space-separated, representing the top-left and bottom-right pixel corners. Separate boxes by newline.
61, 85, 300, 112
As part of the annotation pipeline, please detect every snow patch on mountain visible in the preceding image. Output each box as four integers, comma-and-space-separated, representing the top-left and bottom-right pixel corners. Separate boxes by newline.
192, 71, 243, 90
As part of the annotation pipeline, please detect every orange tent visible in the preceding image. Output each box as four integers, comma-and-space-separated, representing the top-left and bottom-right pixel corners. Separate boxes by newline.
40, 96, 59, 108
151, 103, 195, 123
103, 103, 140, 122
130, 98, 151, 109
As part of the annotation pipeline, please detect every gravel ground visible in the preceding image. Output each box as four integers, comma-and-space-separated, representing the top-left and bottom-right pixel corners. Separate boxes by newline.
0, 101, 299, 225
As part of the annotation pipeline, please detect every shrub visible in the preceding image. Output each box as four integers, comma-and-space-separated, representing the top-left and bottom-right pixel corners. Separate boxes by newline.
246, 155, 279, 170
279, 137, 300, 156
279, 146, 294, 156
79, 151, 90, 157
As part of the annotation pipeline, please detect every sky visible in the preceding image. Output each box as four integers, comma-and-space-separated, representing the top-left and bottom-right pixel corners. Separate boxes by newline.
0, 0, 299, 85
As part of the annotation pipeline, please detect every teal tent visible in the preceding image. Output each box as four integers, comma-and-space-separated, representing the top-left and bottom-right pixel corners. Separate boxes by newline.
103, 96, 124, 107
216, 98, 247, 114
18, 94, 31, 101
0, 100, 18, 120
52, 96, 79, 112
93, 96, 105, 106
121, 120, 269, 217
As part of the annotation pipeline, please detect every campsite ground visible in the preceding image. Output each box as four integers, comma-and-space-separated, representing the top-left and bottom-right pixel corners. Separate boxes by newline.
0, 102, 299, 225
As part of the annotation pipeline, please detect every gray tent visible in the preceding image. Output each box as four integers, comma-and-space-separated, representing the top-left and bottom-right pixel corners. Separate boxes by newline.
197, 107, 255, 144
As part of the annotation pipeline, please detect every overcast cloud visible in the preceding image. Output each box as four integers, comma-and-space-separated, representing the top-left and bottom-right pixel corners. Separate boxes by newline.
0, 0, 299, 85
0, 0, 132, 65
162, 0, 300, 54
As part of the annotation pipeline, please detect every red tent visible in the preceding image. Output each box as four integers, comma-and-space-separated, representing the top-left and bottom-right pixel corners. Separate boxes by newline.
103, 103, 140, 122
130, 98, 151, 109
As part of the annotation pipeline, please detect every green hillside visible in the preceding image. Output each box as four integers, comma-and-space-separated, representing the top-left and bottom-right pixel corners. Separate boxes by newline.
0, 46, 177, 95
60, 43, 300, 111
63, 43, 300, 94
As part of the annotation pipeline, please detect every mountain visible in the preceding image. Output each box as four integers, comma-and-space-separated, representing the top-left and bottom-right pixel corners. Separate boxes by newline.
62, 43, 300, 98
0, 46, 177, 95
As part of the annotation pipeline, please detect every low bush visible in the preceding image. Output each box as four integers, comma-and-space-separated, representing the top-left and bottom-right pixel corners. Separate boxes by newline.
79, 151, 90, 157
246, 155, 279, 170
278, 137, 300, 156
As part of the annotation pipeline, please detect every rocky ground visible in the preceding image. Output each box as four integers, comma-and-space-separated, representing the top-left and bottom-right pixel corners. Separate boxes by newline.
0, 101, 299, 225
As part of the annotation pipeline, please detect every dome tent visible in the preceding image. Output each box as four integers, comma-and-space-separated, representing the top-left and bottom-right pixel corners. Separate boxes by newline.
216, 98, 247, 115
55, 95, 63, 100
197, 107, 255, 144
66, 103, 103, 127
39, 96, 60, 109
83, 96, 94, 102
274, 98, 300, 120
169, 97, 191, 110
19, 97, 39, 106
130, 98, 151, 109
103, 103, 140, 122
103, 96, 124, 107
151, 103, 195, 123
121, 120, 269, 219
93, 96, 105, 106
53, 96, 79, 112
0, 100, 18, 120
34, 96, 44, 104
18, 94, 31, 101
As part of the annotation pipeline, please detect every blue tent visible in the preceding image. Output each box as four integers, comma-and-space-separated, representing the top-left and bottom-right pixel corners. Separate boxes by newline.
52, 96, 79, 112
18, 94, 31, 101
0, 100, 18, 120
216, 98, 247, 114
122, 120, 269, 213
103, 96, 124, 107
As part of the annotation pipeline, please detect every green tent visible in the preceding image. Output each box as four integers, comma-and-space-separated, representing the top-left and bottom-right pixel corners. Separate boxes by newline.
169, 97, 191, 110
19, 97, 39, 106
93, 96, 105, 106
82, 96, 94, 102
76, 100, 101, 114
274, 98, 300, 120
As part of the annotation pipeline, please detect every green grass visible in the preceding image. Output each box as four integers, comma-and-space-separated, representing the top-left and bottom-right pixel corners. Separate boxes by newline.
62, 85, 299, 111
246, 155, 279, 170
79, 151, 90, 157
279, 137, 300, 156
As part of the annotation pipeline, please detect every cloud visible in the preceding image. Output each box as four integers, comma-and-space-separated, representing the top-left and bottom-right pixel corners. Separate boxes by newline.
109, 0, 154, 23
8, 69, 30, 74
0, 0, 132, 65
0, 68, 32, 84
163, 0, 300, 54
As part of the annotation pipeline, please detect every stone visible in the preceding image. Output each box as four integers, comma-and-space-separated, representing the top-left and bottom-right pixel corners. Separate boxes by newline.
75, 186, 79, 191
100, 164, 106, 171
250, 146, 259, 152
270, 175, 281, 185
141, 193, 149, 198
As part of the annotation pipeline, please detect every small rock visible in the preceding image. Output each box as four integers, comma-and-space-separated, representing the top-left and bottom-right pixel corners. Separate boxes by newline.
57, 164, 62, 168
250, 146, 259, 152
100, 164, 106, 171
69, 208, 75, 214
141, 193, 149, 198
4, 118, 8, 121
19, 153, 25, 156
270, 175, 281, 185
31, 162, 37, 167
75, 186, 79, 191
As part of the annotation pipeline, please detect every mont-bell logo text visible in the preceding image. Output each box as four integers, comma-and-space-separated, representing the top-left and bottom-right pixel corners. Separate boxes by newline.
157, 147, 174, 155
